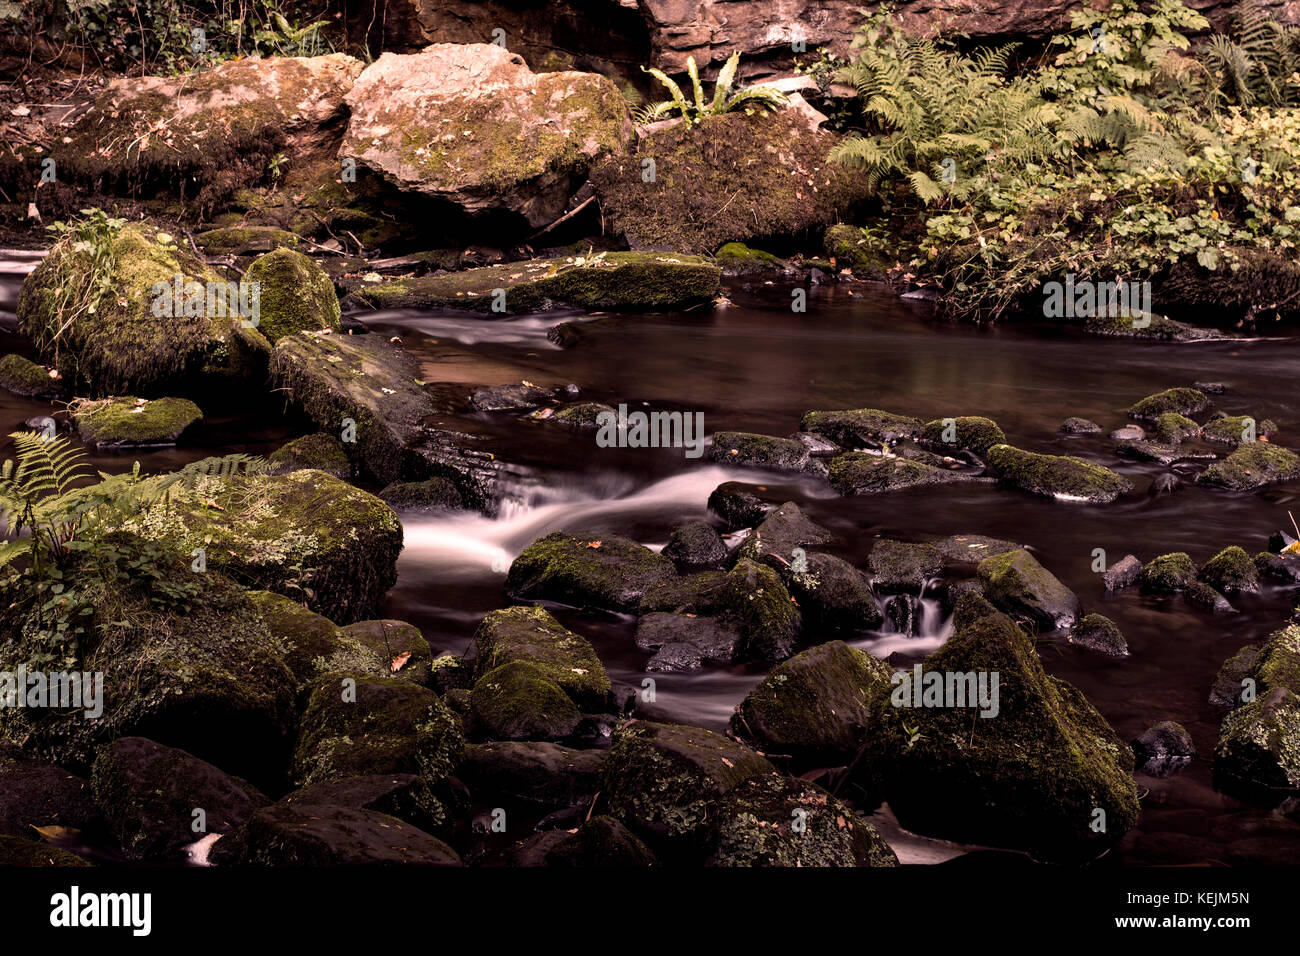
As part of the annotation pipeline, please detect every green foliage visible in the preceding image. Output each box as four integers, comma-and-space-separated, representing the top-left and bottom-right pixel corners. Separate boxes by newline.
637, 52, 789, 124
39, 208, 127, 369
1197, 0, 1300, 107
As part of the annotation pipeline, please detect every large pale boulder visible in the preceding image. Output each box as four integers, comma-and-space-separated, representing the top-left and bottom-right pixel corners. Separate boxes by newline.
341, 43, 635, 229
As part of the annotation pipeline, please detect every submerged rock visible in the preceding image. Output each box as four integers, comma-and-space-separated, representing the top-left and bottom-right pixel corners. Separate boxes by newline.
986, 444, 1132, 503
978, 548, 1081, 631
663, 521, 728, 570
706, 774, 897, 867
864, 597, 1139, 862
505, 532, 675, 613
1197, 442, 1300, 491
470, 383, 553, 412
919, 416, 1006, 457
1059, 417, 1101, 434
73, 396, 202, 448
731, 641, 892, 768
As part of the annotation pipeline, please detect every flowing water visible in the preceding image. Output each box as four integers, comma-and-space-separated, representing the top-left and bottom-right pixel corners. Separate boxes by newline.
4, 252, 1299, 865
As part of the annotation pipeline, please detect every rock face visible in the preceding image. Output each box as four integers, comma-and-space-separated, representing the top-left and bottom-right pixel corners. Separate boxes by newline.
342, 43, 634, 229
54, 54, 363, 209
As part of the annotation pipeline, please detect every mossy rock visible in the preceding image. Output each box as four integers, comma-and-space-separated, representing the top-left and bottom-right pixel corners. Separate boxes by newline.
1154, 412, 1200, 444
1200, 546, 1260, 594
932, 533, 1023, 565
243, 248, 341, 344
0, 562, 297, 787
706, 431, 812, 472
977, 548, 1081, 631
600, 720, 775, 848
456, 741, 605, 809
1254, 623, 1300, 698
0, 835, 91, 866
707, 481, 780, 530
919, 416, 1006, 457
0, 743, 100, 840
268, 432, 350, 479
342, 251, 721, 313
714, 242, 787, 276
0, 353, 64, 399
545, 815, 659, 867
799, 407, 923, 446
786, 552, 883, 632
663, 520, 728, 570
828, 453, 970, 495
377, 478, 465, 513
194, 226, 301, 256
1068, 613, 1129, 657
291, 673, 463, 828
737, 501, 835, 570
591, 109, 870, 254
868, 539, 943, 594
705, 773, 898, 867
553, 402, 615, 428
505, 531, 675, 614
1127, 387, 1211, 421
824, 224, 896, 278
731, 641, 892, 769
470, 661, 581, 741
282, 773, 448, 835
636, 570, 730, 615
90, 736, 268, 860
1214, 685, 1300, 793
342, 620, 435, 686
986, 444, 1132, 503
1139, 552, 1198, 593
1196, 442, 1300, 491
864, 600, 1138, 862
118, 468, 403, 624
1202, 415, 1278, 445
17, 221, 259, 395
1059, 417, 1102, 434
724, 558, 802, 664
471, 605, 610, 710
1210, 645, 1263, 712
73, 396, 202, 448
246, 590, 385, 692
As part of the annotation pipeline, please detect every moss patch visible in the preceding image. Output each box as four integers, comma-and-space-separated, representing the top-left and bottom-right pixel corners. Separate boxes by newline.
243, 248, 341, 343
1127, 387, 1211, 421
73, 396, 202, 447
1196, 442, 1300, 490
268, 432, 350, 479
505, 531, 675, 613
986, 444, 1132, 503
471, 605, 610, 710
0, 353, 64, 399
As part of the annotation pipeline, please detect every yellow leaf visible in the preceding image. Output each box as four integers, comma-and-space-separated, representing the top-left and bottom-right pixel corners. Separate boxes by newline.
391, 651, 412, 672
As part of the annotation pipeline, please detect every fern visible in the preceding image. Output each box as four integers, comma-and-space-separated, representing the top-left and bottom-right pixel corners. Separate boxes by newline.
640, 52, 789, 124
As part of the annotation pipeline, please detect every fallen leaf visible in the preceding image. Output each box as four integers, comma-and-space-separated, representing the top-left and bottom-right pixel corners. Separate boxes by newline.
587, 540, 602, 549
31, 825, 80, 842
391, 651, 411, 672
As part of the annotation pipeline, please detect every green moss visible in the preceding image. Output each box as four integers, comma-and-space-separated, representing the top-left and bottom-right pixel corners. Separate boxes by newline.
0, 353, 63, 399
1154, 412, 1200, 444
637, 570, 729, 615
505, 532, 675, 614
377, 478, 464, 512
714, 242, 785, 275
824, 224, 897, 277
707, 432, 810, 471
986, 444, 1132, 503
799, 407, 923, 446
194, 226, 301, 256
1200, 545, 1260, 594
268, 432, 350, 479
977, 548, 1081, 630
470, 661, 581, 741
553, 402, 616, 428
0, 836, 91, 866
1197, 442, 1300, 490
245, 589, 385, 691
471, 605, 611, 710
919, 416, 1006, 456
1139, 552, 1197, 593
243, 248, 341, 344
73, 396, 202, 447
1254, 624, 1300, 697
869, 539, 943, 592
1214, 687, 1300, 791
343, 251, 721, 313
828, 452, 965, 495
1127, 387, 1210, 421
724, 558, 801, 663
1069, 613, 1129, 657
1202, 415, 1278, 445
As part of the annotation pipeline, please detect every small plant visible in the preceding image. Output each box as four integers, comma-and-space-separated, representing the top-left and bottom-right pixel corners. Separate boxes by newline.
637, 51, 789, 124
39, 208, 127, 368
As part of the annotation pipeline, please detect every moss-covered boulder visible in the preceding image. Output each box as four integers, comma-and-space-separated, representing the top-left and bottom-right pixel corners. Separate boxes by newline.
786, 552, 883, 632
342, 43, 633, 230
1132, 721, 1195, 776
1210, 645, 1263, 712
707, 480, 780, 530
456, 741, 605, 809
705, 774, 898, 867
724, 558, 802, 663
1154, 412, 1201, 444
1202, 415, 1278, 445
90, 736, 267, 860
243, 248, 341, 345
800, 407, 923, 447
1059, 417, 1102, 434
706, 432, 813, 473
1196, 442, 1300, 491
714, 242, 787, 276
1200, 546, 1261, 594
986, 444, 1132, 503
290, 674, 463, 830
281, 773, 447, 835
470, 661, 582, 741
505, 532, 674, 614
0, 353, 63, 399
737, 501, 835, 570
343, 251, 721, 313
1127, 387, 1211, 421
865, 598, 1139, 862
592, 108, 868, 254
471, 606, 610, 710
601, 720, 774, 848
119, 468, 402, 624
933, 533, 1023, 566
1214, 625, 1300, 793
828, 452, 970, 495
731, 641, 892, 768
553, 402, 616, 428
544, 815, 659, 867
663, 521, 728, 570
637, 570, 730, 615
0, 835, 91, 866
17, 222, 260, 395
72, 396, 202, 448
267, 432, 350, 479
341, 620, 435, 686
1068, 613, 1129, 657
209, 802, 461, 866
919, 416, 1006, 457
977, 548, 1081, 631
1138, 552, 1198, 593
245, 590, 383, 692
868, 539, 943, 594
